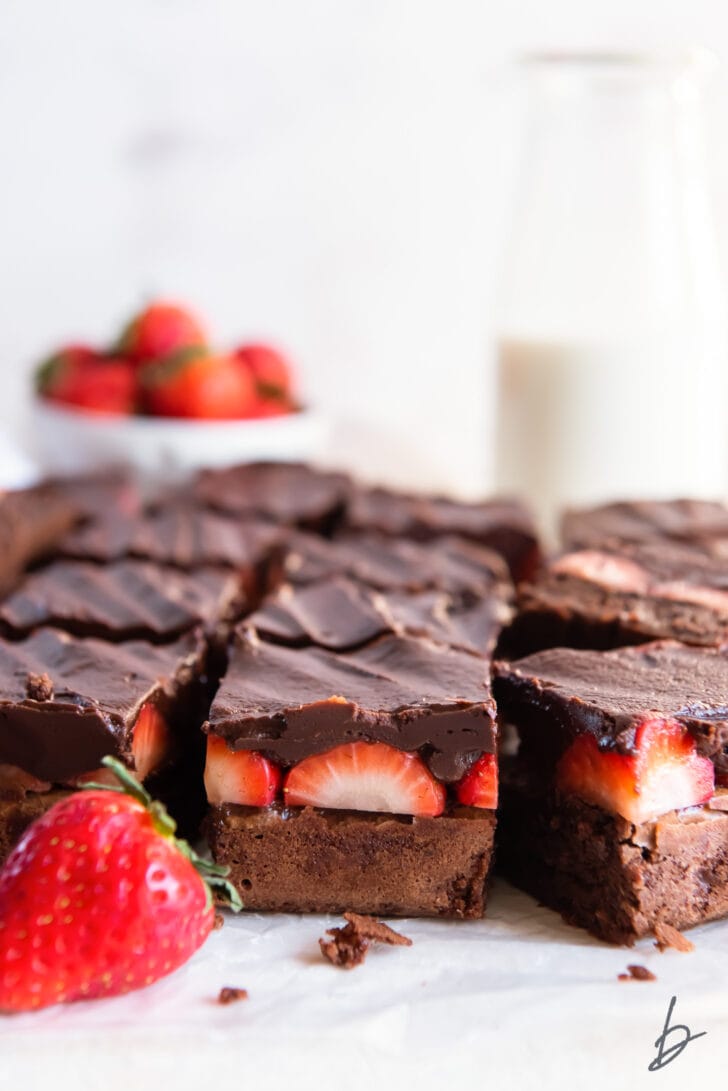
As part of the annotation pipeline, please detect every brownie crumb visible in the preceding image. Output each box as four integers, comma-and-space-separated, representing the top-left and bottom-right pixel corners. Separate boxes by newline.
213, 912, 225, 931
654, 923, 694, 953
218, 986, 248, 1004
26, 672, 54, 702
320, 911, 412, 970
618, 964, 656, 982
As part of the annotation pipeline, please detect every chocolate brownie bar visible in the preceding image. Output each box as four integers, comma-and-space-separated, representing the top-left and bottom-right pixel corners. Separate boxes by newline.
342, 486, 540, 581
507, 539, 728, 655
247, 575, 512, 656
283, 530, 509, 596
204, 628, 499, 917
0, 559, 246, 643
562, 497, 728, 551
193, 461, 351, 532
0, 627, 208, 858
0, 484, 79, 594
494, 641, 728, 942
60, 503, 282, 582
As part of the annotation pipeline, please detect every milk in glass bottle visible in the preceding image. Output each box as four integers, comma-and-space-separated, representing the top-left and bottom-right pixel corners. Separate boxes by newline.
495, 52, 727, 538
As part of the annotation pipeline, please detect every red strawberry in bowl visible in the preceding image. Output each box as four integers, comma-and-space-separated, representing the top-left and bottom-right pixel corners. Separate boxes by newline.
283, 741, 446, 817
555, 717, 714, 825
140, 351, 257, 419
36, 346, 136, 415
117, 302, 207, 366
0, 757, 240, 1013
234, 343, 295, 405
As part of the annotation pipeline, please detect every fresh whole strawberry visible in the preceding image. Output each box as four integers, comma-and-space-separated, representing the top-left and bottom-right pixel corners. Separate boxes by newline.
0, 758, 240, 1012
36, 346, 136, 415
234, 343, 294, 403
140, 351, 257, 419
117, 302, 207, 365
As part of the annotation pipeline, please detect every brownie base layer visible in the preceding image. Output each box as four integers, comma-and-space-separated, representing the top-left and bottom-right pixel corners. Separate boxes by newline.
206, 803, 496, 918
498, 771, 728, 944
0, 791, 68, 863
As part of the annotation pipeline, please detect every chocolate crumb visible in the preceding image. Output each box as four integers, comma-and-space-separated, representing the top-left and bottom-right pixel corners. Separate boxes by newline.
26, 672, 54, 702
654, 923, 694, 953
618, 964, 656, 982
213, 912, 225, 931
218, 987, 248, 1004
319, 911, 412, 969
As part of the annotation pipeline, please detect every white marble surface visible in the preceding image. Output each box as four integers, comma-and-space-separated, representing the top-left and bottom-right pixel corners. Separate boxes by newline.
3, 1, 728, 496
3, 879, 727, 1091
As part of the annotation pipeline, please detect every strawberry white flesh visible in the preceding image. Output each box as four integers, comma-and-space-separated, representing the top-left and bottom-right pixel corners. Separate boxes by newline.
556, 717, 714, 824
204, 734, 281, 806
283, 741, 446, 817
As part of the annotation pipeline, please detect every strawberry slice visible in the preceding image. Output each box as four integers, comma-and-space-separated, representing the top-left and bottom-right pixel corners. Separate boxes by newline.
132, 702, 172, 780
556, 717, 714, 824
204, 734, 281, 806
283, 741, 446, 817
455, 753, 498, 809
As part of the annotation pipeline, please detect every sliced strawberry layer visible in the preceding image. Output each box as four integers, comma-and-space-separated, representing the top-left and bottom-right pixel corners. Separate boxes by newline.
283, 741, 446, 817
132, 702, 172, 781
204, 735, 281, 806
455, 753, 498, 809
555, 717, 714, 825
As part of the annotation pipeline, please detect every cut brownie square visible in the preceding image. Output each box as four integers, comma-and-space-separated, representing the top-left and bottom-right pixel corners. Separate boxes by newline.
282, 530, 509, 596
204, 628, 499, 917
246, 575, 512, 656
507, 539, 728, 655
0, 483, 79, 594
342, 486, 540, 582
60, 502, 282, 583
494, 641, 728, 943
192, 461, 352, 532
0, 627, 207, 858
562, 497, 728, 552
0, 559, 246, 643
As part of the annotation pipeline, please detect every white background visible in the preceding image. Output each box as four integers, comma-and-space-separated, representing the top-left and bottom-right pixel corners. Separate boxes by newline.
2, 0, 728, 493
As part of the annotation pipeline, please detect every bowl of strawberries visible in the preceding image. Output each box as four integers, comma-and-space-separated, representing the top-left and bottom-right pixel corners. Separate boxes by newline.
31, 301, 324, 482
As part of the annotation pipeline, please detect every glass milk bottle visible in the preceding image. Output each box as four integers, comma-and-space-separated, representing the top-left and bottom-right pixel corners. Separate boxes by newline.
495, 52, 727, 538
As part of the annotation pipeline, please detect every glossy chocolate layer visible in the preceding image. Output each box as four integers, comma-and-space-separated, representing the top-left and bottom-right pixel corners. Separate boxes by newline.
0, 628, 205, 781
283, 530, 509, 596
0, 484, 79, 594
342, 487, 539, 581
0, 560, 243, 642
562, 498, 728, 551
511, 540, 728, 653
207, 629, 496, 782
247, 575, 511, 656
60, 503, 283, 575
193, 461, 352, 529
494, 640, 728, 774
